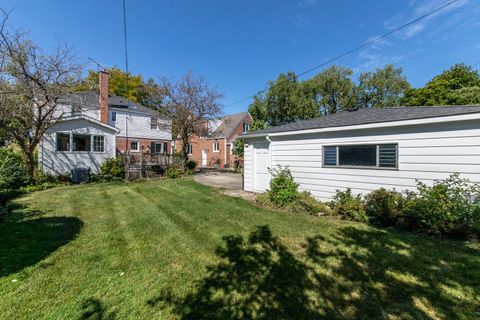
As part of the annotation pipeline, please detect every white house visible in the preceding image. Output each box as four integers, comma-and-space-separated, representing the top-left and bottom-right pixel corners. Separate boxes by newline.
39, 71, 172, 176
241, 106, 480, 201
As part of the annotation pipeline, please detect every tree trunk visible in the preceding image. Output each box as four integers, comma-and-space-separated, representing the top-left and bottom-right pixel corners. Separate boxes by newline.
24, 148, 36, 184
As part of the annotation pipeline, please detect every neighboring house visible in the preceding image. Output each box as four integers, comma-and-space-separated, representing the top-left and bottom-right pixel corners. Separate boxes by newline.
241, 106, 480, 201
39, 71, 172, 175
175, 112, 252, 167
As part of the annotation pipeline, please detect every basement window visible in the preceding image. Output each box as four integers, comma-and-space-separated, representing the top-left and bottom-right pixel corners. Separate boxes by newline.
323, 144, 398, 169
73, 134, 91, 152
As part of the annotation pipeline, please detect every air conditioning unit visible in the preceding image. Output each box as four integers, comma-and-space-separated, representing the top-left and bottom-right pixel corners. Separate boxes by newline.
71, 167, 90, 184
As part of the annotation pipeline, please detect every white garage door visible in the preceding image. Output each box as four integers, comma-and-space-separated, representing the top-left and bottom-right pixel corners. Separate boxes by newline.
253, 142, 271, 192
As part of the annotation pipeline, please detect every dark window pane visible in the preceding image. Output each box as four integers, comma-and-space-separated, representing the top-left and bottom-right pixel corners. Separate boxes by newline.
93, 136, 105, 152
379, 144, 397, 168
339, 145, 376, 167
56, 133, 70, 151
323, 146, 337, 166
73, 134, 91, 152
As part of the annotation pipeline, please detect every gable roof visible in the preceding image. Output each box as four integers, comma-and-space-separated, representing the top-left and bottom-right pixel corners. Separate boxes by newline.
210, 112, 249, 139
59, 91, 161, 116
55, 115, 120, 133
242, 106, 480, 138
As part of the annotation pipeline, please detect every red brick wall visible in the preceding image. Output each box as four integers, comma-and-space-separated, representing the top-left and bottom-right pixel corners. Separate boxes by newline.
117, 137, 171, 155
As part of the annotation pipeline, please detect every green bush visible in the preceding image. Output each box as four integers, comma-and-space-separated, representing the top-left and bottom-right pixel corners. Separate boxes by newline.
330, 188, 368, 222
364, 188, 411, 227
98, 157, 125, 182
166, 167, 182, 179
286, 191, 332, 216
0, 148, 30, 190
405, 174, 480, 238
34, 169, 59, 185
267, 165, 298, 206
186, 160, 197, 171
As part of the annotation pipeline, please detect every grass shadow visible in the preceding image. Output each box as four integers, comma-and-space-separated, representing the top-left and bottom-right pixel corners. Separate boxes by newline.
79, 298, 116, 320
0, 204, 83, 277
148, 225, 480, 319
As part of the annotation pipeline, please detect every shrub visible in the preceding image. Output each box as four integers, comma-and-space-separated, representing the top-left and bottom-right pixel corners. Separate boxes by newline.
286, 191, 332, 216
405, 174, 480, 238
166, 166, 182, 179
186, 160, 197, 171
267, 165, 298, 206
0, 148, 29, 190
98, 157, 125, 182
364, 188, 411, 227
150, 165, 166, 176
330, 188, 368, 222
34, 169, 59, 185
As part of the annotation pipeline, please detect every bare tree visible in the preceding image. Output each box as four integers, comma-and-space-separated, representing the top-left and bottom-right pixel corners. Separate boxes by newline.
159, 72, 223, 163
0, 9, 81, 181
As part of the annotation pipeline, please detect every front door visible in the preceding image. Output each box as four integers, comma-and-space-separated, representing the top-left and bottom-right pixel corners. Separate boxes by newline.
253, 142, 271, 192
201, 149, 207, 167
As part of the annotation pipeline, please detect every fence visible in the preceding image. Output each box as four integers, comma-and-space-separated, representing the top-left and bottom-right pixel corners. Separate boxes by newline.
118, 152, 171, 180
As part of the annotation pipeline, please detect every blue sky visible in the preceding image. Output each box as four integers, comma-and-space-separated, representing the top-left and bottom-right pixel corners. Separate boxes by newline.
2, 0, 480, 113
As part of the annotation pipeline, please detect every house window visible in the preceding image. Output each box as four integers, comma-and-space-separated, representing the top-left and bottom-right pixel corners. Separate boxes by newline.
163, 142, 169, 154
186, 144, 193, 155
150, 117, 158, 130
323, 144, 398, 169
56, 133, 70, 151
73, 134, 91, 152
111, 111, 117, 122
243, 122, 250, 133
213, 141, 220, 152
93, 136, 105, 152
130, 141, 139, 152
151, 142, 163, 154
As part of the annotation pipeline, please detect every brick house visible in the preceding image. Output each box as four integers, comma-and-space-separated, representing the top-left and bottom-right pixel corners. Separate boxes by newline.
175, 112, 252, 168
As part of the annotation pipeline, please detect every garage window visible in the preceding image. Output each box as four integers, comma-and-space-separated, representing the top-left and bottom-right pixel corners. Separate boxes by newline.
323, 144, 398, 169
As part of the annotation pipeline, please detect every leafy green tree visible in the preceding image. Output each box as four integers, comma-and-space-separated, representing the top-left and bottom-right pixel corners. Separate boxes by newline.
232, 139, 244, 158
76, 67, 163, 108
357, 65, 411, 108
307, 66, 357, 115
402, 63, 480, 106
248, 72, 320, 128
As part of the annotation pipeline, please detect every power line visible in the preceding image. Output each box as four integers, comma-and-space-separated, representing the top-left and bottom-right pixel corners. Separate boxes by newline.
224, 0, 462, 109
122, 0, 129, 74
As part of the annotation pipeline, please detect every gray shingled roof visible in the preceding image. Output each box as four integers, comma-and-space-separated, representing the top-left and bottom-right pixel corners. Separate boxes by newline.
210, 112, 248, 139
242, 106, 480, 137
59, 90, 160, 116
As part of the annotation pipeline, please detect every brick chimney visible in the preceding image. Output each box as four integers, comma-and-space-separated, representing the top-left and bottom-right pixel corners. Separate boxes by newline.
99, 70, 109, 124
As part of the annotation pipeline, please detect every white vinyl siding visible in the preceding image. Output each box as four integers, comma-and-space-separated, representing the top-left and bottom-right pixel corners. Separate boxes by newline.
243, 142, 254, 191
39, 118, 116, 175
244, 119, 480, 201
111, 110, 171, 140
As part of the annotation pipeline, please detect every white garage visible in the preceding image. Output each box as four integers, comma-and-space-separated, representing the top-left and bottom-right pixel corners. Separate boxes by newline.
242, 106, 480, 201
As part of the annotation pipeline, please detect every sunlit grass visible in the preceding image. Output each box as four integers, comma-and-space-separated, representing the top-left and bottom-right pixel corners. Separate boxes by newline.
0, 178, 478, 319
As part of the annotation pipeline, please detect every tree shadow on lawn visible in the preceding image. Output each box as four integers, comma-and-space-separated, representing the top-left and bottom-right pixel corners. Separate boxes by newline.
0, 203, 83, 277
79, 298, 116, 320
148, 225, 480, 319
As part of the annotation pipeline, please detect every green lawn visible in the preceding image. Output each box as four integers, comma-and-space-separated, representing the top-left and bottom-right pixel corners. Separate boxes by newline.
0, 178, 479, 319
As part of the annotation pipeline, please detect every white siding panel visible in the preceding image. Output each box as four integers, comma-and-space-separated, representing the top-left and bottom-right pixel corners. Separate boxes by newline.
246, 119, 480, 201
39, 119, 117, 175
112, 110, 171, 140
243, 143, 254, 191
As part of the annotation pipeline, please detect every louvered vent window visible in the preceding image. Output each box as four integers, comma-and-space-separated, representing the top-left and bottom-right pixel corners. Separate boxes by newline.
323, 144, 398, 169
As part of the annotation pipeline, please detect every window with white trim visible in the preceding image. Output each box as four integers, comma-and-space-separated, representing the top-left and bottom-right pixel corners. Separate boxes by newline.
150, 116, 158, 130
213, 141, 220, 152
243, 122, 250, 133
93, 136, 105, 152
111, 111, 117, 122
186, 144, 193, 155
73, 134, 91, 152
130, 141, 139, 152
323, 144, 398, 169
56, 133, 70, 151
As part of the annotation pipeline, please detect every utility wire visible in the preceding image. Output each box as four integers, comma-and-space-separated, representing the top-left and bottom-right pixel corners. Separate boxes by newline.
123, 0, 129, 74
224, 0, 462, 109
